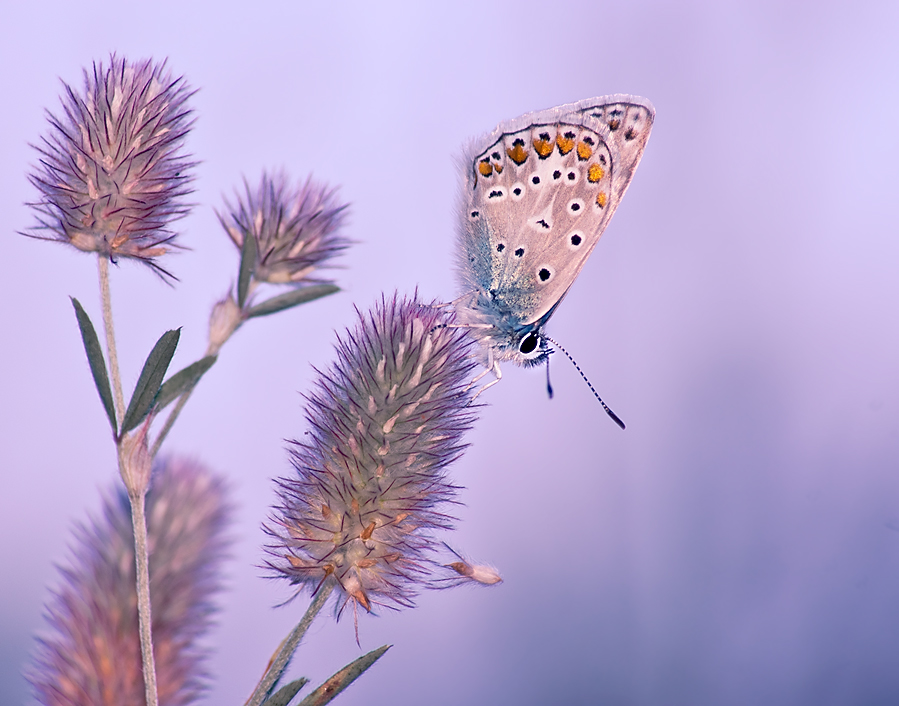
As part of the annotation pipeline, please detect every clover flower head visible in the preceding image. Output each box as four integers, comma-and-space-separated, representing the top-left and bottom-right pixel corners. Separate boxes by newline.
219, 171, 349, 285
30, 458, 230, 706
26, 55, 195, 278
265, 293, 480, 617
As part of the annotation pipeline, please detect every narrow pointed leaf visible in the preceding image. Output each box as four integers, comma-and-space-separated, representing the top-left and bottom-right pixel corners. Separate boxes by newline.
246, 285, 339, 319
246, 585, 334, 706
262, 678, 309, 706
70, 298, 117, 435
120, 328, 181, 434
155, 355, 218, 411
237, 232, 257, 308
296, 645, 391, 706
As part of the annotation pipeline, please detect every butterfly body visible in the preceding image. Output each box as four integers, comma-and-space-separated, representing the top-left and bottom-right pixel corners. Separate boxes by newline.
454, 95, 655, 380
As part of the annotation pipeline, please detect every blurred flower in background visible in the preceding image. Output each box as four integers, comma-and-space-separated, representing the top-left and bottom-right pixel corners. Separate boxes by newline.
30, 458, 231, 706
25, 55, 195, 278
265, 294, 489, 618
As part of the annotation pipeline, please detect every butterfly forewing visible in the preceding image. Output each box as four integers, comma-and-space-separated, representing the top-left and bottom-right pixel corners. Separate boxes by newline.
570, 97, 654, 211
455, 94, 654, 366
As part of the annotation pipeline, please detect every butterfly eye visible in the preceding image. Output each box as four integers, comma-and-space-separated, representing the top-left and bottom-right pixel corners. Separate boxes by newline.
519, 332, 540, 355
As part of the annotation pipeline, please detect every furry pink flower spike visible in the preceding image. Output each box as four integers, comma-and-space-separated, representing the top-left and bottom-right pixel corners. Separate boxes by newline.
26, 55, 195, 278
30, 458, 230, 706
266, 293, 480, 618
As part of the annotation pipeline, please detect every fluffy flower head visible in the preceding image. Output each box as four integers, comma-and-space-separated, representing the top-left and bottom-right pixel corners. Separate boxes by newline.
26, 55, 195, 277
30, 458, 230, 706
266, 294, 478, 615
219, 171, 349, 285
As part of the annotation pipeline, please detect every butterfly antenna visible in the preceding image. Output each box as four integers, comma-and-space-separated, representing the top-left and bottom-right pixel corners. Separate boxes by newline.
544, 336, 625, 430
545, 355, 554, 399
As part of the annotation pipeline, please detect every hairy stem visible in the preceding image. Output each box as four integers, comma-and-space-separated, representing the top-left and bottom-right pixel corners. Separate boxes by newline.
129, 488, 159, 706
150, 341, 216, 458
150, 389, 191, 458
99, 254, 159, 706
98, 255, 125, 423
246, 583, 335, 706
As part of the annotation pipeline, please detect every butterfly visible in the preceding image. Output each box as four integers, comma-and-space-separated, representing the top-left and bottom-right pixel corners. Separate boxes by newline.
452, 94, 655, 422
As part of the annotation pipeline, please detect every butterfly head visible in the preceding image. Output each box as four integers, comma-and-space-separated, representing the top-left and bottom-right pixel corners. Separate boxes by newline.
453, 290, 551, 367
514, 329, 551, 368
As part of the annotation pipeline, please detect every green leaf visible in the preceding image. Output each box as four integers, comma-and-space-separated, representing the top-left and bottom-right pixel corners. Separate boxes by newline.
245, 285, 340, 319
155, 355, 217, 411
237, 233, 257, 308
262, 678, 309, 706
120, 329, 181, 435
70, 298, 117, 435
296, 645, 390, 706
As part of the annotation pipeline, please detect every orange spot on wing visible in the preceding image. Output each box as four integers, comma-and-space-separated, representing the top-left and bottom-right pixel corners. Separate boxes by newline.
556, 132, 575, 155
506, 140, 528, 165
533, 137, 553, 157
588, 164, 605, 183
577, 141, 593, 160
478, 160, 493, 176
596, 192, 607, 208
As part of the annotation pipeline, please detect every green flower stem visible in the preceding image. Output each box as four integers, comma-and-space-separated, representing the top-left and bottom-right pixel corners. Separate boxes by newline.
97, 255, 125, 423
246, 583, 335, 706
150, 341, 217, 459
150, 387, 191, 458
98, 254, 159, 706
128, 488, 159, 706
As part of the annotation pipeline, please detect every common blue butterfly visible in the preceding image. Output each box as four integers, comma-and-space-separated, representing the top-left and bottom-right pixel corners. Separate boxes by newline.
453, 95, 655, 419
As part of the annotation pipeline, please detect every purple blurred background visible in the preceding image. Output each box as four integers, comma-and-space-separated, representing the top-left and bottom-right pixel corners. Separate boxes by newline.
2, 1, 899, 704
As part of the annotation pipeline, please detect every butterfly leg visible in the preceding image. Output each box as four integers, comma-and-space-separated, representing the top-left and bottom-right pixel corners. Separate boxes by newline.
420, 293, 471, 311
467, 351, 502, 403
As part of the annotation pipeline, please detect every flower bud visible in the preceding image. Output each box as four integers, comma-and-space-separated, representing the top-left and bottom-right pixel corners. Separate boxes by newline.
119, 419, 152, 497
208, 293, 243, 354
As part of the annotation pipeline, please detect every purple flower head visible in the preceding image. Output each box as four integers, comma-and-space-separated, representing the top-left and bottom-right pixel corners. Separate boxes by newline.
265, 293, 479, 617
30, 458, 231, 706
26, 55, 195, 279
218, 171, 349, 286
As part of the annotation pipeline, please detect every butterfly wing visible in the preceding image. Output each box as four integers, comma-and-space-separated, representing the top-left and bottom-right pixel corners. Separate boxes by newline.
455, 95, 654, 361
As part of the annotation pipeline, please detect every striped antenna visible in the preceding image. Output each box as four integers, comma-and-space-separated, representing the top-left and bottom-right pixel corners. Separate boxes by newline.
544, 336, 625, 430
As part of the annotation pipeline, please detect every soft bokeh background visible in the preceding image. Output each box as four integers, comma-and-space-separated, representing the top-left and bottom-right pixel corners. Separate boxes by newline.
2, 1, 898, 704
